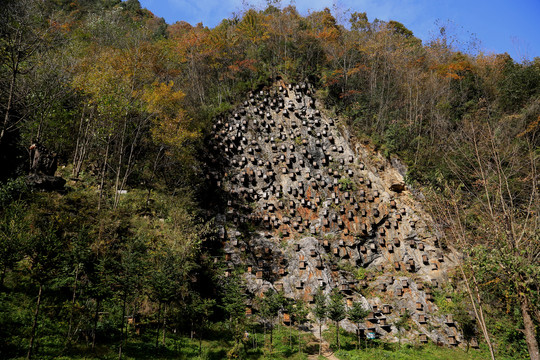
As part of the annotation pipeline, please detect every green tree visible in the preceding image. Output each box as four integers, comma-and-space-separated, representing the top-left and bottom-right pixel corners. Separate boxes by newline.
112, 236, 148, 359
0, 0, 50, 146
313, 289, 327, 356
437, 115, 540, 360
23, 219, 67, 359
258, 289, 284, 352
348, 301, 369, 349
0, 201, 28, 288
284, 298, 295, 350
395, 309, 411, 347
63, 227, 93, 349
327, 288, 346, 350
85, 249, 115, 351
190, 294, 216, 354
496, 55, 540, 112
291, 298, 309, 354
221, 275, 247, 346
148, 249, 184, 349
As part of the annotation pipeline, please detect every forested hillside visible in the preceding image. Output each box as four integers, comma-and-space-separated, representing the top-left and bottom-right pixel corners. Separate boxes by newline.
0, 0, 538, 359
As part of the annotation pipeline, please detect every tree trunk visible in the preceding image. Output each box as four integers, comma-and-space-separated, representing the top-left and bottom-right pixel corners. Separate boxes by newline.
27, 283, 42, 360
117, 116, 145, 208
72, 106, 86, 176
0, 66, 17, 146
460, 264, 496, 360
161, 305, 167, 346
263, 321, 266, 348
289, 324, 292, 350
269, 322, 273, 352
520, 293, 540, 360
319, 323, 322, 356
118, 294, 126, 360
199, 326, 202, 354
0, 266, 6, 290
113, 117, 128, 210
66, 264, 80, 347
145, 146, 164, 206
98, 137, 110, 211
155, 302, 161, 349
73, 105, 94, 178
92, 299, 99, 350
336, 321, 340, 350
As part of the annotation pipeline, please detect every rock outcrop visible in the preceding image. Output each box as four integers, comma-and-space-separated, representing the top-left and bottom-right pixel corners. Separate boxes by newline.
29, 143, 58, 176
27, 143, 65, 191
207, 81, 463, 346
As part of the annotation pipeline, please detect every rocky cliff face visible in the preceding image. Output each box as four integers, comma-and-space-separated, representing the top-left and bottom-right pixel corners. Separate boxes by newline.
207, 81, 464, 346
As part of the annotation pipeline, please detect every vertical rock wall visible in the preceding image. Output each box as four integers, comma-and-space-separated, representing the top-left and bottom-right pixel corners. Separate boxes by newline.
207, 81, 464, 346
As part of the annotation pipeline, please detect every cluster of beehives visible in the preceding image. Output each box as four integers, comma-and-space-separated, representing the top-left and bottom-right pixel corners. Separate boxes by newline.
207, 82, 470, 347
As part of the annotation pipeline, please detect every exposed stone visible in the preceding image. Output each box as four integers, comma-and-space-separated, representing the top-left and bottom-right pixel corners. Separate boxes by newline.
26, 174, 66, 192
208, 81, 461, 346
390, 183, 406, 193
29, 143, 58, 176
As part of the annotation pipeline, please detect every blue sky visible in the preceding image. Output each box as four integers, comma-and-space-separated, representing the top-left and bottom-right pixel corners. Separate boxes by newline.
138, 0, 539, 62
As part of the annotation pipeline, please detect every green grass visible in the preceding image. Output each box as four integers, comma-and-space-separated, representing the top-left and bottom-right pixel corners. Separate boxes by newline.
334, 343, 491, 360
15, 330, 520, 360
11, 325, 313, 360
321, 324, 498, 360
9, 322, 519, 360
247, 324, 313, 359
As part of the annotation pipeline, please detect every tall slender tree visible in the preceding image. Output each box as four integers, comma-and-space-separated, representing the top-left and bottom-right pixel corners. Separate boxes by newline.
395, 309, 410, 347
291, 299, 309, 354
258, 289, 284, 352
327, 289, 346, 350
348, 301, 369, 349
313, 289, 327, 356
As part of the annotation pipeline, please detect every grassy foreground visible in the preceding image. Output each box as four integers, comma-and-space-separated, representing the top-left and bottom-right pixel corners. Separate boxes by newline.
335, 343, 491, 360
321, 325, 501, 360
13, 325, 311, 360
10, 323, 500, 359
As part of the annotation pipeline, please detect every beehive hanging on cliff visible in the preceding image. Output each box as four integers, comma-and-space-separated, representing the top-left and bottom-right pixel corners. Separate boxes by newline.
207, 81, 462, 346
